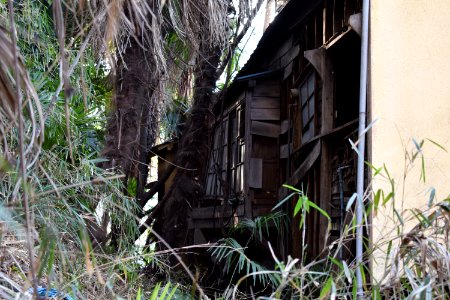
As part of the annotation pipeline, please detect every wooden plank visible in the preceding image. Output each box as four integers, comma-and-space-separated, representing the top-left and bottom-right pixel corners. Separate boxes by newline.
280, 140, 321, 198
283, 61, 293, 80
269, 36, 293, 67
251, 108, 280, 121
318, 140, 332, 254
251, 97, 280, 109
253, 81, 280, 97
304, 48, 325, 78
191, 205, 244, 219
249, 158, 263, 189
280, 120, 289, 134
244, 89, 253, 219
251, 121, 280, 138
252, 206, 275, 217
252, 195, 277, 205
321, 48, 334, 133
280, 45, 300, 67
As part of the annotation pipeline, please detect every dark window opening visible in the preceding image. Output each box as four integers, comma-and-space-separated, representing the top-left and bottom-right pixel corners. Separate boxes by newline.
205, 105, 245, 200
331, 30, 361, 127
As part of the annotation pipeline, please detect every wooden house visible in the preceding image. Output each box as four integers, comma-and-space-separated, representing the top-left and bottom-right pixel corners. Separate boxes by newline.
201, 0, 365, 259
152, 0, 366, 260
148, 0, 450, 281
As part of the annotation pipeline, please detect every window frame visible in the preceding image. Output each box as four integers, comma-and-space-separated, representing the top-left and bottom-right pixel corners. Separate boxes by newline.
299, 70, 317, 143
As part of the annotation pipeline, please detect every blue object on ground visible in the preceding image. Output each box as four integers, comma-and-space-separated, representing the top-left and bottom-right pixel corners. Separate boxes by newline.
28, 286, 75, 300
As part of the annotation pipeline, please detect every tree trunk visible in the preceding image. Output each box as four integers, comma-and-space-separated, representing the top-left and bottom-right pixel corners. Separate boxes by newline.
101, 38, 159, 246
152, 43, 221, 249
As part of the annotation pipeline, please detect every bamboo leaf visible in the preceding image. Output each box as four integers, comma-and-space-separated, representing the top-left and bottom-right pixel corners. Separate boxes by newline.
150, 283, 161, 300
293, 197, 303, 216
346, 193, 357, 211
373, 189, 381, 216
382, 191, 393, 206
160, 282, 171, 299
309, 201, 330, 220
393, 208, 404, 226
412, 138, 423, 152
320, 277, 333, 299
342, 261, 352, 284
135, 287, 142, 300
428, 187, 436, 207
272, 192, 296, 211
167, 284, 178, 300
426, 138, 447, 152
420, 156, 426, 183
282, 184, 302, 193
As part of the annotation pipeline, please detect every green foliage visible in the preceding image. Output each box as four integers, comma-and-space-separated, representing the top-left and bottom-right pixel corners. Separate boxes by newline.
209, 237, 280, 287
274, 184, 330, 229
232, 211, 288, 242
147, 282, 178, 300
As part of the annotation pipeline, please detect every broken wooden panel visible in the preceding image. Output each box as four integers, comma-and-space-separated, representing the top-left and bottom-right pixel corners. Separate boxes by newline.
251, 108, 280, 121
248, 158, 263, 188
251, 121, 280, 138
251, 97, 280, 109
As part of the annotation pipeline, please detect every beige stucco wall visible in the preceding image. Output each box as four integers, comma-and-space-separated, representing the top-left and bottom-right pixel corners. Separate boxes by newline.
370, 0, 450, 281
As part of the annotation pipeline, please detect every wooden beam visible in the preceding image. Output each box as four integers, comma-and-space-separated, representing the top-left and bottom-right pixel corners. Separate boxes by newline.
251, 108, 281, 121
304, 48, 325, 79
140, 164, 175, 207
321, 48, 334, 134
244, 89, 253, 219
289, 140, 321, 185
318, 140, 332, 254
316, 44, 333, 253
191, 205, 245, 219
280, 45, 300, 67
279, 140, 321, 197
349, 13, 362, 36
251, 97, 280, 109
251, 121, 280, 138
253, 81, 280, 97
283, 61, 293, 80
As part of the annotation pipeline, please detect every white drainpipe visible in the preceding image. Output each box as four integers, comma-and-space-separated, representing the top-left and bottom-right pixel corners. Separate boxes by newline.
356, 0, 370, 298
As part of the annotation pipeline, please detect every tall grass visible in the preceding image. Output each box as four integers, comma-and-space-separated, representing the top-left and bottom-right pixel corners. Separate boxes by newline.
0, 0, 448, 298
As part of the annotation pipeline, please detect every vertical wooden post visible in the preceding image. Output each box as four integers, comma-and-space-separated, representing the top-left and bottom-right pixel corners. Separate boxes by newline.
318, 49, 334, 253
244, 86, 253, 219
304, 47, 334, 254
